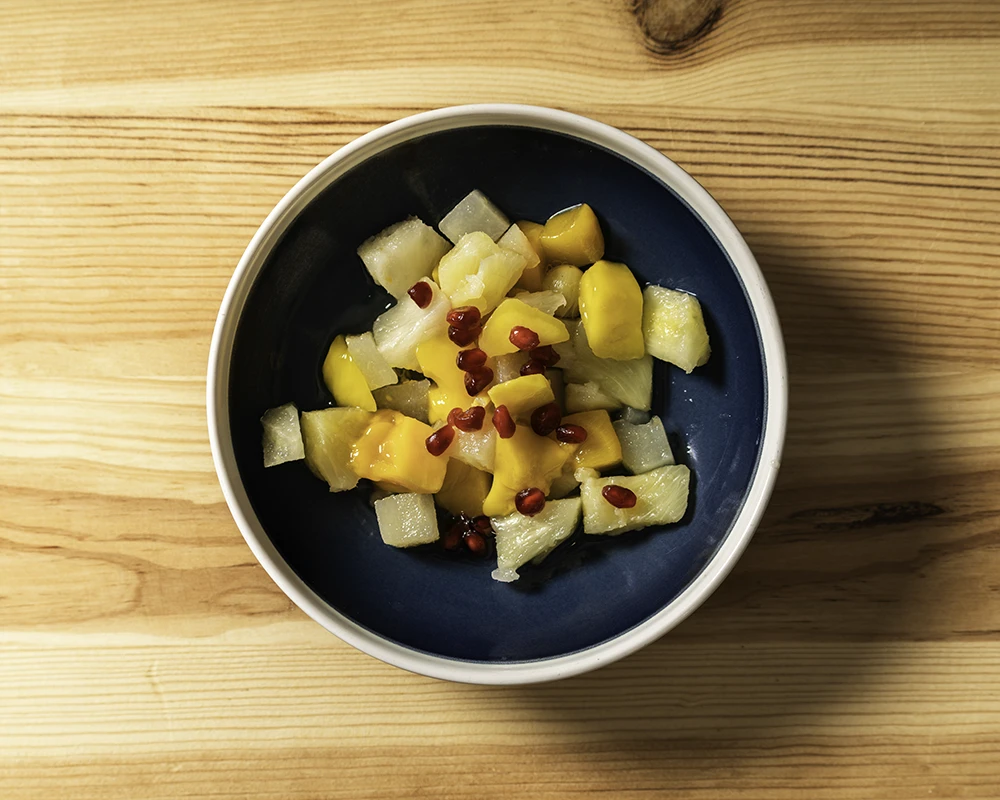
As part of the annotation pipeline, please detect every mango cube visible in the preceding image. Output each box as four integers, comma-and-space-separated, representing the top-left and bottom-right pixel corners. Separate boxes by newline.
483, 475, 518, 517
578, 260, 645, 360
487, 373, 555, 419
478, 297, 569, 357
417, 334, 492, 423
540, 204, 604, 267
349, 410, 447, 494
494, 425, 570, 494
322, 334, 377, 411
558, 409, 622, 471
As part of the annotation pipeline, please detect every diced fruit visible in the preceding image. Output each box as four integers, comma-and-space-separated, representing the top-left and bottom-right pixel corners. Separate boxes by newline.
547, 466, 580, 499
439, 190, 510, 243
487, 373, 555, 419
499, 223, 541, 273
357, 217, 450, 300
580, 465, 690, 535
437, 232, 496, 296
345, 331, 398, 391
511, 221, 547, 291
491, 497, 582, 582
493, 425, 570, 494
542, 265, 584, 317
559, 410, 622, 470
372, 379, 430, 423
322, 335, 376, 411
494, 352, 530, 383
479, 297, 569, 357
642, 285, 711, 373
578, 260, 645, 360
513, 290, 566, 316
300, 407, 374, 491
483, 475, 518, 517
450, 412, 497, 473
435, 459, 490, 517
418, 334, 492, 423
540, 204, 604, 267
350, 410, 448, 493
562, 323, 653, 410
372, 277, 451, 371
618, 406, 651, 425
261, 403, 305, 467
374, 493, 440, 547
614, 416, 675, 475
565, 381, 621, 414
451, 249, 527, 313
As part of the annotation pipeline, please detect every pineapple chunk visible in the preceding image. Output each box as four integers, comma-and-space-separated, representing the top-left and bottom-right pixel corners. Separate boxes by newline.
642, 285, 711, 373
499, 223, 541, 273
357, 217, 450, 300
300, 407, 374, 490
373, 379, 430, 423
372, 277, 451, 371
614, 416, 674, 475
578, 260, 645, 360
261, 403, 305, 468
547, 463, 580, 499
439, 189, 510, 243
562, 323, 653, 410
491, 497, 582, 582
322, 335, 376, 411
436, 459, 490, 517
565, 381, 622, 414
345, 331, 398, 391
511, 220, 547, 291
350, 410, 448, 494
494, 352, 530, 384
374, 493, 439, 548
540, 204, 604, 267
618, 406, 651, 425
451, 414, 497, 473
436, 232, 497, 296
559, 410, 622, 471
542, 265, 584, 317
513, 290, 566, 316
487, 373, 555, 419
580, 465, 690, 535
478, 297, 570, 357
493, 425, 570, 494
450, 249, 527, 313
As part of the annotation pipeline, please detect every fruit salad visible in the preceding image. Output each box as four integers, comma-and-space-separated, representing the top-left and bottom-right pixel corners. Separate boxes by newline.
259, 190, 712, 583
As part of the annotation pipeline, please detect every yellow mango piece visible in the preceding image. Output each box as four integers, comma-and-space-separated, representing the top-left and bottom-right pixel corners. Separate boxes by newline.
322, 335, 376, 411
559, 410, 622, 471
487, 374, 555, 419
418, 334, 492, 423
513, 220, 546, 291
350, 410, 448, 493
436, 460, 490, 517
483, 476, 518, 517
540, 204, 604, 267
478, 297, 570, 357
578, 260, 645, 360
494, 425, 571, 493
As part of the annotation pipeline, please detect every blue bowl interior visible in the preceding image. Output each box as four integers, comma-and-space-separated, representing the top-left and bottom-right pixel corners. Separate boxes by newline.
229, 125, 764, 663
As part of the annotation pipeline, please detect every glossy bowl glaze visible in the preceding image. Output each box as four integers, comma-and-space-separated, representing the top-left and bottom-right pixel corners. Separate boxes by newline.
208, 105, 787, 684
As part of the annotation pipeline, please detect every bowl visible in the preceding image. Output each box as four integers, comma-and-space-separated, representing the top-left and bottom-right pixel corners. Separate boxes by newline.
207, 104, 787, 684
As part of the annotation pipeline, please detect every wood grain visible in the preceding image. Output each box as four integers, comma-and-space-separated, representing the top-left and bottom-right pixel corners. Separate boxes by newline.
1, 0, 999, 797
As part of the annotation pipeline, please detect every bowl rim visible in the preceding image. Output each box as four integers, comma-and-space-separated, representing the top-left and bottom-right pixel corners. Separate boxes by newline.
207, 103, 787, 685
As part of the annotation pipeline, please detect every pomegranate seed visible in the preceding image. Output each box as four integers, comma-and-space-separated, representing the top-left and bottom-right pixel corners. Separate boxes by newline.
407, 281, 433, 309
448, 324, 481, 346
556, 424, 588, 444
493, 405, 516, 438
602, 485, 638, 509
441, 521, 465, 550
509, 326, 540, 351
446, 305, 481, 330
472, 515, 493, 535
456, 347, 488, 371
447, 407, 462, 427
519, 359, 546, 377
531, 345, 560, 366
464, 531, 487, 555
530, 402, 562, 436
452, 405, 486, 432
425, 425, 455, 456
464, 366, 494, 395
515, 487, 546, 516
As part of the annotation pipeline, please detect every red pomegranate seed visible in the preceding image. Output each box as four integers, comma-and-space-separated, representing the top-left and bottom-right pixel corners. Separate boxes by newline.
446, 305, 481, 330
515, 487, 546, 516
456, 347, 488, 371
447, 407, 462, 427
472, 515, 493, 535
519, 359, 546, 377
425, 425, 455, 456
441, 521, 465, 551
509, 326, 540, 351
493, 405, 516, 438
602, 484, 638, 509
451, 405, 486, 432
448, 324, 481, 346
463, 531, 487, 555
555, 424, 588, 444
464, 366, 494, 395
530, 402, 562, 436
407, 281, 433, 309
531, 345, 560, 366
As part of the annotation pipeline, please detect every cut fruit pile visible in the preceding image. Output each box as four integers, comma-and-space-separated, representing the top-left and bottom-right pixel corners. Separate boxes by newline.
259, 191, 712, 583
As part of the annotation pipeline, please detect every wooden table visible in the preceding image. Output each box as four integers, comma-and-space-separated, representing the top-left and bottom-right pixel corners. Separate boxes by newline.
2, 1, 998, 797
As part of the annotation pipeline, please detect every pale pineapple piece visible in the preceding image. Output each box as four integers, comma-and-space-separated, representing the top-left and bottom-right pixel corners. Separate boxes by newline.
542, 265, 584, 317
449, 248, 527, 313
300, 407, 374, 491
372, 379, 430, 423
451, 416, 497, 473
494, 352, 530, 384
436, 232, 497, 297
439, 189, 510, 243
562, 323, 653, 410
565, 381, 622, 414
357, 217, 450, 300
547, 465, 580, 499
513, 290, 566, 316
642, 285, 711, 373
580, 465, 690, 536
613, 416, 675, 475
374, 493, 440, 548
498, 223, 541, 273
372, 277, 451, 371
345, 331, 398, 391
322, 334, 376, 411
491, 497, 582, 583
511, 220, 547, 291
261, 403, 304, 468
618, 406, 651, 425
